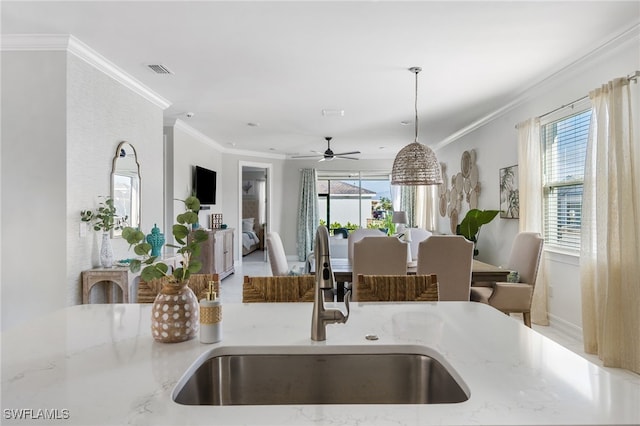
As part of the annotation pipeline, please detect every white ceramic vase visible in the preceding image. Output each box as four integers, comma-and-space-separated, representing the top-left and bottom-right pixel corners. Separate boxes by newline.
100, 232, 114, 268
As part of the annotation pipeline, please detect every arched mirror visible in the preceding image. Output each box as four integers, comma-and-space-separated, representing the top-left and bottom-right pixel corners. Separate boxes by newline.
111, 141, 141, 237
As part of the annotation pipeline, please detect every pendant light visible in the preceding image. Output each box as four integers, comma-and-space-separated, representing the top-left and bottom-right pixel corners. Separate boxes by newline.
391, 67, 443, 186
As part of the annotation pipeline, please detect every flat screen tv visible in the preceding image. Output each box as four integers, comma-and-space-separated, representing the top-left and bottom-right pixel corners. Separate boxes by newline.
193, 165, 217, 205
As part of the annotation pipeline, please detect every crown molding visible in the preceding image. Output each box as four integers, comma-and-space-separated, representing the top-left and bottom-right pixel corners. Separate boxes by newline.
173, 119, 226, 152
433, 22, 640, 151
171, 119, 286, 160
1, 34, 71, 51
2, 34, 171, 110
225, 147, 286, 160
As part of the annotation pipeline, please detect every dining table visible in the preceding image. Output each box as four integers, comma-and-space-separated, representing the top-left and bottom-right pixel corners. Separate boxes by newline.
308, 257, 510, 302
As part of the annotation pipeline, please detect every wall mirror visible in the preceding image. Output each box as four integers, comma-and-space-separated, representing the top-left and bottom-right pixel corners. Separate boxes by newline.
111, 141, 141, 237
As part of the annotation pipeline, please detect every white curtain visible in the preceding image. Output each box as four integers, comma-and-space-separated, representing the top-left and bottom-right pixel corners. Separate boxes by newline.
256, 179, 266, 225
580, 77, 639, 373
393, 185, 437, 231
297, 169, 319, 261
415, 185, 438, 231
517, 117, 549, 325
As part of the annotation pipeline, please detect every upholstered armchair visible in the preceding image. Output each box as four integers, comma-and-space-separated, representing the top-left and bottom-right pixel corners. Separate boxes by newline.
470, 232, 544, 327
266, 232, 289, 276
352, 237, 408, 301
347, 228, 387, 262
406, 228, 432, 261
417, 235, 474, 301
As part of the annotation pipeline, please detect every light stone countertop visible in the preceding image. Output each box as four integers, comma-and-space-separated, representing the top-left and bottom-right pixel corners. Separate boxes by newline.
2, 302, 639, 425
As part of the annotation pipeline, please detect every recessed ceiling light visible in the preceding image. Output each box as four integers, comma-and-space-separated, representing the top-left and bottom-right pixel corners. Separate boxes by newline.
322, 109, 345, 117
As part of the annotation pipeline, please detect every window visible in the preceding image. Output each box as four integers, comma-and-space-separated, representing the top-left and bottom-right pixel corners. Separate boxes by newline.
541, 104, 590, 251
316, 171, 392, 234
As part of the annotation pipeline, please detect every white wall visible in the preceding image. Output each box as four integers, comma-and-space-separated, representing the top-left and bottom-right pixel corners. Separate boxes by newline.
1, 51, 67, 330
68, 54, 164, 304
432, 31, 639, 333
164, 121, 224, 242
224, 154, 286, 262
1, 49, 165, 330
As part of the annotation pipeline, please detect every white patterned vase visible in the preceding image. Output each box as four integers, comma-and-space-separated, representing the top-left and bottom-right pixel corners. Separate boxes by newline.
100, 233, 114, 268
151, 281, 199, 343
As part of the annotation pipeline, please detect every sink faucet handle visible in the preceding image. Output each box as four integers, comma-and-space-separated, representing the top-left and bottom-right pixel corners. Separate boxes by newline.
343, 290, 351, 323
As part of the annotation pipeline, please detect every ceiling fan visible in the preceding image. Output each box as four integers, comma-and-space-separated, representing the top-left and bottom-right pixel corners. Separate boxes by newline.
292, 137, 360, 161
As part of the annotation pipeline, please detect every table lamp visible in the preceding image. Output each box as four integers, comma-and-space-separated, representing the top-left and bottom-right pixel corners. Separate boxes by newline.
392, 211, 408, 234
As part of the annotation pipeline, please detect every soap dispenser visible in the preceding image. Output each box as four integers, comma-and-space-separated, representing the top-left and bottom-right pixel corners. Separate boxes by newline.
199, 281, 222, 344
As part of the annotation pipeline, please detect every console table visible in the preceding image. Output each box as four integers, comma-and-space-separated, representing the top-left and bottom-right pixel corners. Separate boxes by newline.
82, 255, 180, 304
82, 267, 129, 304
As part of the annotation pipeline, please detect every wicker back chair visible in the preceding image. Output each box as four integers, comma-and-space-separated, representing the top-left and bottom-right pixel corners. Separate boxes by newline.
243, 275, 315, 303
137, 274, 220, 303
356, 274, 439, 302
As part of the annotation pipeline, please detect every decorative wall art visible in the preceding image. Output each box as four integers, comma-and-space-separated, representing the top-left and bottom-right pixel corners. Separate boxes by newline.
242, 180, 256, 197
499, 165, 519, 219
438, 149, 482, 233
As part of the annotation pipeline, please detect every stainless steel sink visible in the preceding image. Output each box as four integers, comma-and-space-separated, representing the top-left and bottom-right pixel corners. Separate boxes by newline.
173, 345, 469, 405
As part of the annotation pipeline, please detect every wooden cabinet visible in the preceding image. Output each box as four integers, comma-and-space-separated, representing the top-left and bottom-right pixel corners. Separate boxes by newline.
192, 229, 235, 279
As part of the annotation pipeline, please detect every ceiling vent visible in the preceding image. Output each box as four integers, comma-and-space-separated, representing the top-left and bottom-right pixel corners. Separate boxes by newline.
147, 64, 174, 75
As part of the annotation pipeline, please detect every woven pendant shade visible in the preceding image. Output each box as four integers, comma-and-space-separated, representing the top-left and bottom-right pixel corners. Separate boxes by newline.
391, 67, 442, 186
391, 142, 442, 185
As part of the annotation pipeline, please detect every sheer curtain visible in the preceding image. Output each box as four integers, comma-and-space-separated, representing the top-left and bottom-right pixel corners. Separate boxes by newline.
580, 77, 639, 373
392, 185, 437, 230
393, 186, 416, 228
297, 169, 319, 261
517, 117, 549, 325
415, 186, 438, 231
256, 179, 266, 225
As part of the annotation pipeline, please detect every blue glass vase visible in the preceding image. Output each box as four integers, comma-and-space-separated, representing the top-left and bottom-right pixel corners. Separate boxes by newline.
146, 224, 165, 257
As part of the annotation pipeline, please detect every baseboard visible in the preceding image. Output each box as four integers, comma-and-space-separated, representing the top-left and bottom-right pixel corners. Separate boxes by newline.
548, 313, 583, 342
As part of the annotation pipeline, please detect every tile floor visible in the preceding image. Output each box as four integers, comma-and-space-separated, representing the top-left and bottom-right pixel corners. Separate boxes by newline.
223, 250, 640, 383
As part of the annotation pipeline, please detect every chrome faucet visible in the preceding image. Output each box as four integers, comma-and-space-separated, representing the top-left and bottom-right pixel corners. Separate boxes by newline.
311, 225, 350, 341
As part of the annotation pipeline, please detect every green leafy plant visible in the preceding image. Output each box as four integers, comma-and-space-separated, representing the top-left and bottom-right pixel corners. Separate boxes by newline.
122, 196, 208, 283
456, 209, 499, 256
81, 196, 123, 232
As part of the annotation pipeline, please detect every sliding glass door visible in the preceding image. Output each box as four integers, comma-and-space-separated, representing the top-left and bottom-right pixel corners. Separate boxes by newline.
316, 171, 392, 234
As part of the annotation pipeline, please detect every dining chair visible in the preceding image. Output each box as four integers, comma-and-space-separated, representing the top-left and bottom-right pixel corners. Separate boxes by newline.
352, 237, 408, 301
243, 275, 315, 302
347, 228, 387, 262
470, 232, 543, 327
406, 228, 432, 261
357, 274, 439, 302
266, 232, 289, 276
416, 235, 474, 301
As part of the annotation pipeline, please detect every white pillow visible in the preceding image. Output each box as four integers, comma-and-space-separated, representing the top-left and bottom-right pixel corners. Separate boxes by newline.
242, 218, 254, 232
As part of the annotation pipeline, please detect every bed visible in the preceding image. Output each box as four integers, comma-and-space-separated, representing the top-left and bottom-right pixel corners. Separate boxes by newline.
242, 218, 262, 256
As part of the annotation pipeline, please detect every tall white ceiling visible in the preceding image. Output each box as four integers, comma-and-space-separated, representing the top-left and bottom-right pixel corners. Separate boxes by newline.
3, 1, 639, 159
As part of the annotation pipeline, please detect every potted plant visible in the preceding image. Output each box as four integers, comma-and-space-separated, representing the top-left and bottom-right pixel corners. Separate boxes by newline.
122, 196, 208, 343
456, 209, 499, 256
81, 196, 124, 268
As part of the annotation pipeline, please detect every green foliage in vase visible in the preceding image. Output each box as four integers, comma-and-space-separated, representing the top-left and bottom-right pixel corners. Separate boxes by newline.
80, 196, 123, 232
122, 196, 208, 283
